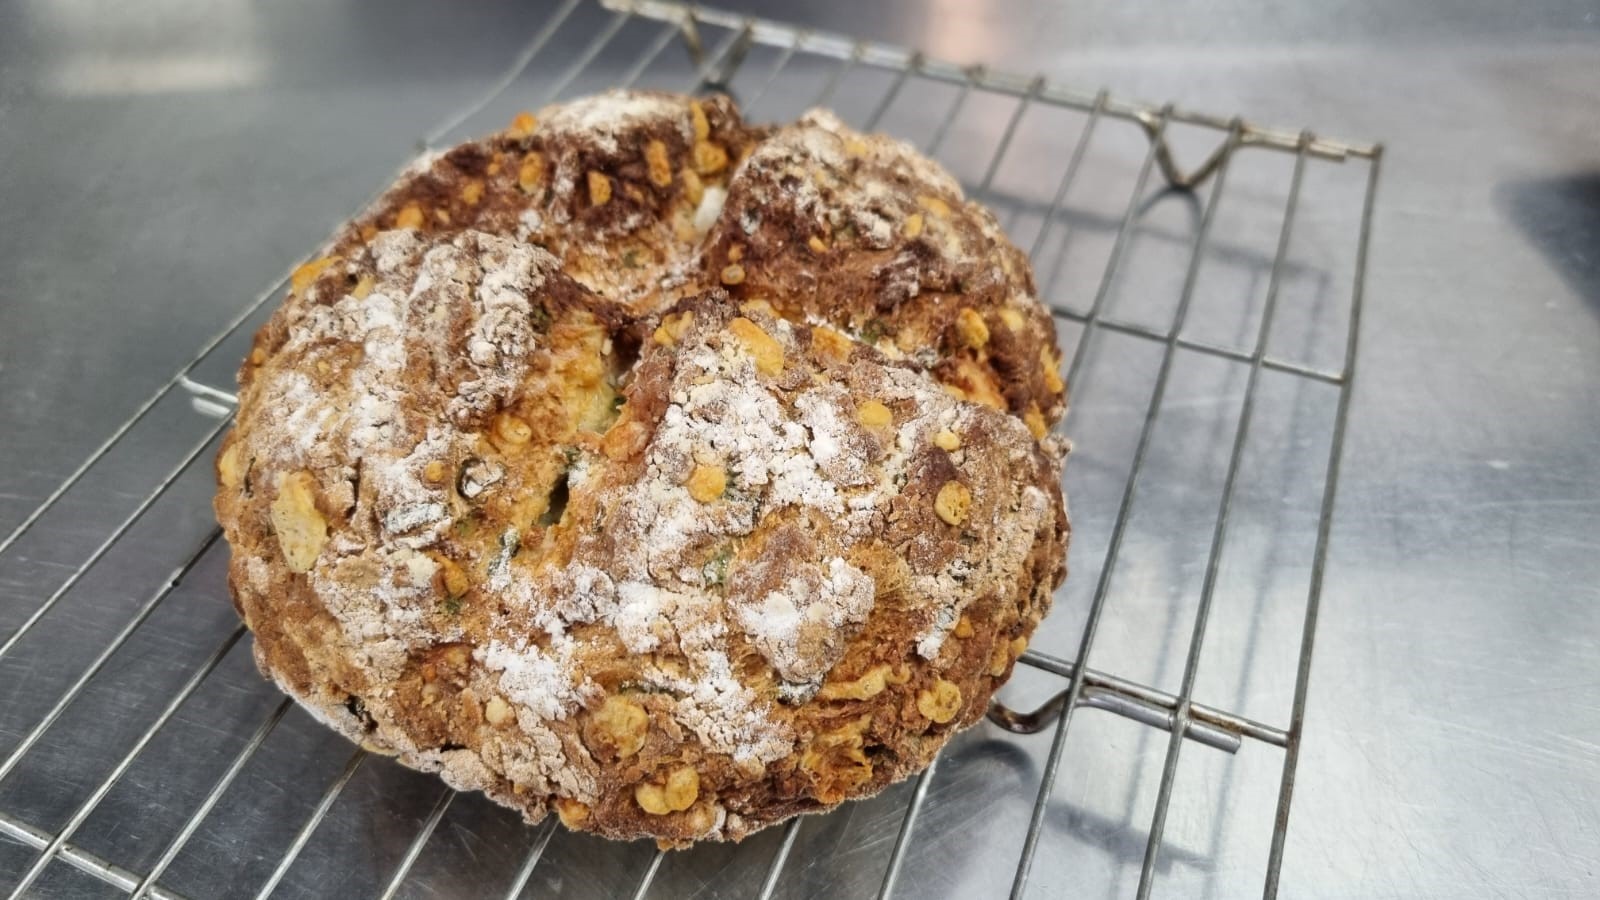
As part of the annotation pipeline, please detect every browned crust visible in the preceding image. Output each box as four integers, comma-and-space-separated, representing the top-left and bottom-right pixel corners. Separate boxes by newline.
216, 91, 1071, 847
244, 91, 1064, 424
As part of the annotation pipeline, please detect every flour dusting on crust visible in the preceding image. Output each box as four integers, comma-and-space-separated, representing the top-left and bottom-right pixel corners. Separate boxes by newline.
215, 91, 1070, 847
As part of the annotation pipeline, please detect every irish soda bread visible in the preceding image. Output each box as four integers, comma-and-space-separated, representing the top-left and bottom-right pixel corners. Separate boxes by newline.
215, 90, 1070, 846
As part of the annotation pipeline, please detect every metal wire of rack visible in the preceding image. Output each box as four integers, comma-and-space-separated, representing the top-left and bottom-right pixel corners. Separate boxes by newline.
0, 0, 1381, 897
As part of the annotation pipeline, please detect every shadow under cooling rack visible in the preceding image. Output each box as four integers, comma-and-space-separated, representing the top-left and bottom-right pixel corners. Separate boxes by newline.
0, 1, 1381, 898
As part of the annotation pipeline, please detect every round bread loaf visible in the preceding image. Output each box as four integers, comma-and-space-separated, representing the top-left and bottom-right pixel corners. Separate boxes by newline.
215, 91, 1070, 846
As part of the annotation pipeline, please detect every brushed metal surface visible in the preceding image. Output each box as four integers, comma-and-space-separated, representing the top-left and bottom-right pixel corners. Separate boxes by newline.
0, 1, 1596, 897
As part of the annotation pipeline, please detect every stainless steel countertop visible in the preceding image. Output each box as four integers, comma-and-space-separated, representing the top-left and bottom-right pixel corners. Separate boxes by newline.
1, 1, 1597, 897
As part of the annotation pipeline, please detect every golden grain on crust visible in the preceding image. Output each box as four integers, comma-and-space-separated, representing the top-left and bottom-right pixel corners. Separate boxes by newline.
600, 419, 649, 462
492, 412, 533, 445
951, 356, 1006, 409
681, 166, 704, 206
992, 635, 1029, 677
917, 679, 963, 724
917, 194, 952, 218
587, 171, 612, 206
507, 111, 537, 138
686, 464, 726, 503
394, 203, 424, 230
636, 766, 698, 815
518, 153, 545, 193
635, 783, 670, 815
856, 400, 893, 428
1024, 409, 1048, 439
484, 695, 515, 727
1042, 347, 1065, 394
694, 141, 729, 175
652, 310, 695, 347
555, 797, 590, 828
645, 139, 673, 187
664, 767, 699, 810
810, 325, 854, 360
933, 429, 962, 452
800, 715, 874, 804
217, 443, 244, 491
989, 642, 1012, 677
590, 695, 649, 759
437, 644, 469, 670
680, 803, 717, 839
818, 664, 894, 701
690, 100, 710, 142
290, 257, 339, 294
727, 316, 783, 375
433, 553, 470, 598
956, 308, 990, 349
269, 471, 325, 573
934, 481, 972, 526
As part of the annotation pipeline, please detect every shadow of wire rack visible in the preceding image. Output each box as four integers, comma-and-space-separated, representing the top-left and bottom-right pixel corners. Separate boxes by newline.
0, 0, 1381, 897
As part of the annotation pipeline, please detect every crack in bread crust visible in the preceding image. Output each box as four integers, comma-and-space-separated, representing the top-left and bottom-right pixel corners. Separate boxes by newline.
216, 90, 1070, 847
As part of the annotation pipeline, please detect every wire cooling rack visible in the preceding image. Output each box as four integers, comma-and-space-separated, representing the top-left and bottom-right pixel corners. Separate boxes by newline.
0, 1, 1381, 897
